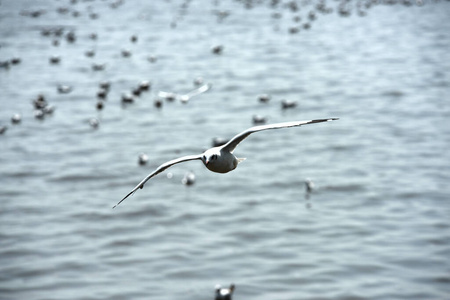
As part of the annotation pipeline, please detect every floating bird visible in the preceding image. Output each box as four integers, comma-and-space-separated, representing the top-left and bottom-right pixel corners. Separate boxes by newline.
49, 55, 61, 64
34, 109, 45, 120
97, 89, 107, 99
215, 284, 235, 300
281, 99, 297, 109
132, 87, 142, 97
92, 63, 105, 71
158, 91, 177, 102
258, 94, 271, 103
42, 105, 55, 115
182, 171, 196, 186
252, 114, 267, 125
138, 80, 151, 91
138, 153, 149, 166
33, 94, 48, 109
211, 45, 224, 55
0, 125, 7, 134
96, 101, 104, 111
121, 93, 134, 103
57, 84, 72, 94
305, 178, 314, 193
89, 118, 99, 129
193, 76, 204, 86
121, 49, 132, 57
148, 55, 158, 63
113, 118, 338, 208
10, 57, 21, 65
154, 99, 163, 108
85, 49, 95, 57
0, 60, 10, 69
11, 113, 22, 124
99, 81, 111, 90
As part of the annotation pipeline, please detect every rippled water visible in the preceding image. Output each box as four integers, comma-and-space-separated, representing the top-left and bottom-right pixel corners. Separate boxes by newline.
1, 0, 450, 299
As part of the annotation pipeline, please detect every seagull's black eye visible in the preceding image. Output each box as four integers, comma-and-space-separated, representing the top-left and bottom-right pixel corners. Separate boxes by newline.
211, 154, 217, 160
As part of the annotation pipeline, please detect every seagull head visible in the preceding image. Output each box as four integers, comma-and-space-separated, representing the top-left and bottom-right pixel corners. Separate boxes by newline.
202, 148, 220, 167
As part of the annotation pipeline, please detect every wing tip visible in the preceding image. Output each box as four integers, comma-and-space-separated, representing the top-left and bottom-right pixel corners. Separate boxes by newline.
309, 118, 339, 124
112, 190, 135, 209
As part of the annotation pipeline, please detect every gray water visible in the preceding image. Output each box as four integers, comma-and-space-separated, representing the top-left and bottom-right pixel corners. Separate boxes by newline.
1, 0, 450, 299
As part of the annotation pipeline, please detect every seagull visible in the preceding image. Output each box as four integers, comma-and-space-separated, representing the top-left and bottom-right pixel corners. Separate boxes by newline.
157, 83, 212, 104
215, 284, 235, 300
179, 83, 212, 103
113, 118, 338, 208
182, 171, 196, 186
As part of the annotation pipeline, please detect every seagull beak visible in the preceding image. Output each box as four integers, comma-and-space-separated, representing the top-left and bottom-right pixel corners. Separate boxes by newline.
205, 160, 209, 165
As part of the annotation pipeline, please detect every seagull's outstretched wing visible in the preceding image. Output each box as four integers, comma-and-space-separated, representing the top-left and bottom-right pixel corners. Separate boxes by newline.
184, 83, 212, 98
222, 118, 339, 153
113, 154, 202, 208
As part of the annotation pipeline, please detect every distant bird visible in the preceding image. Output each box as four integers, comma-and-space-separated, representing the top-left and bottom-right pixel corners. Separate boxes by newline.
132, 87, 141, 97
97, 89, 107, 99
0, 60, 10, 69
193, 76, 204, 86
179, 83, 212, 103
281, 99, 297, 109
65, 30, 76, 43
138, 153, 149, 166
34, 110, 45, 120
308, 11, 317, 21
33, 95, 48, 109
215, 284, 235, 300
252, 115, 267, 125
113, 118, 338, 208
89, 118, 99, 129
10, 57, 21, 65
305, 178, 314, 193
139, 80, 151, 91
181, 171, 196, 186
92, 63, 105, 71
11, 113, 21, 124
121, 93, 134, 103
148, 55, 158, 63
211, 44, 224, 55
85, 49, 95, 57
42, 105, 55, 115
289, 26, 300, 34
154, 99, 163, 108
96, 101, 104, 110
99, 81, 111, 90
158, 83, 212, 104
57, 84, 72, 94
121, 49, 132, 57
158, 91, 176, 102
258, 94, 271, 103
0, 125, 7, 134
49, 55, 61, 64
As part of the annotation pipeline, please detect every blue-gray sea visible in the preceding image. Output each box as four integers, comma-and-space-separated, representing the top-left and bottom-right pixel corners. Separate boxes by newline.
1, 0, 450, 299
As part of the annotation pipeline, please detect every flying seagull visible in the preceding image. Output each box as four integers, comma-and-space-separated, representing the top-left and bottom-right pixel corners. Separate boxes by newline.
158, 83, 212, 103
113, 118, 338, 208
